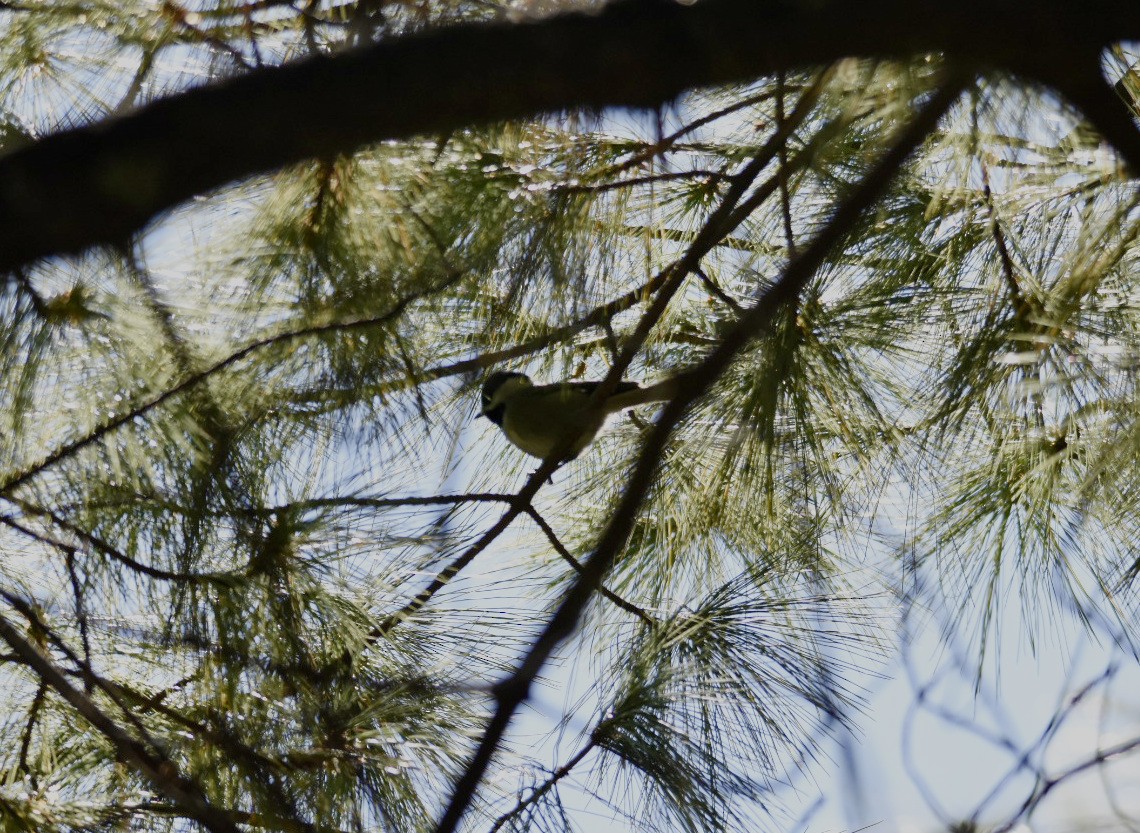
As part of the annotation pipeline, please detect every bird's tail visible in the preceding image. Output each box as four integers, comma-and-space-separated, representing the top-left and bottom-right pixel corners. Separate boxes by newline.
606, 376, 679, 411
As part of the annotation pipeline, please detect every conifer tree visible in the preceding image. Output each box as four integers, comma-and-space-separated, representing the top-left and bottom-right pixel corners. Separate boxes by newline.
0, 2, 1139, 832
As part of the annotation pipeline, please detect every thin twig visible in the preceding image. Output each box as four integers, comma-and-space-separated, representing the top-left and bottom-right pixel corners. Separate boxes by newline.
599, 78, 821, 180
581, 72, 843, 409
524, 507, 653, 624
776, 70, 798, 258
694, 266, 743, 312
16, 681, 46, 779
486, 740, 597, 833
268, 492, 516, 513
555, 169, 732, 195
0, 498, 237, 584
0, 253, 470, 498
980, 163, 1029, 313
64, 550, 92, 692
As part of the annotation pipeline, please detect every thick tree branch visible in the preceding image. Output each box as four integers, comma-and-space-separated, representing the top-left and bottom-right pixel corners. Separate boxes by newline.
431, 74, 968, 833
1048, 61, 1140, 173
0, 0, 1136, 271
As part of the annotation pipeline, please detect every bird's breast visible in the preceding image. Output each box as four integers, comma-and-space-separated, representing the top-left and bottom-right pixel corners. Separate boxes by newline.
502, 396, 604, 458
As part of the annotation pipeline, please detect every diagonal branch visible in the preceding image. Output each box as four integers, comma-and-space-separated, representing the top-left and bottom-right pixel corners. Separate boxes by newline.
0, 610, 243, 833
1, 497, 238, 584
0, 255, 468, 498
1048, 58, 1140, 174
0, 591, 308, 824
582, 71, 841, 406
431, 74, 969, 833
486, 739, 597, 833
523, 506, 653, 625
104, 801, 349, 833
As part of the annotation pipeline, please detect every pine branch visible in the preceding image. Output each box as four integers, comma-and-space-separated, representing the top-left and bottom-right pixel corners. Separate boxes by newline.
16, 680, 46, 778
0, 0, 1135, 271
407, 77, 832, 390
0, 609, 244, 833
1047, 58, 1140, 174
106, 801, 351, 833
268, 493, 517, 513
486, 740, 597, 833
694, 267, 743, 313
0, 590, 314, 829
0, 257, 468, 498
1, 497, 238, 584
569, 85, 852, 408
554, 169, 733, 195
369, 490, 537, 638
596, 87, 789, 179
371, 103, 841, 635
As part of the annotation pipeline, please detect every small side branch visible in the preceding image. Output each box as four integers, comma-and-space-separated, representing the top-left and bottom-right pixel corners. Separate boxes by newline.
524, 507, 653, 625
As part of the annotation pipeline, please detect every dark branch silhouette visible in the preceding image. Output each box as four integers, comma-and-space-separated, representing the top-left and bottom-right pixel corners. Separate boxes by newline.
371, 103, 830, 635
0, 0, 1137, 271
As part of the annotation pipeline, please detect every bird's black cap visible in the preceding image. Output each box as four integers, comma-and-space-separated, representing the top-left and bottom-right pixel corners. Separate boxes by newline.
480, 371, 527, 421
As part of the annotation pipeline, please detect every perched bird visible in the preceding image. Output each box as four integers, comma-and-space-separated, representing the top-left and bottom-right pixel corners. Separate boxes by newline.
480, 371, 677, 459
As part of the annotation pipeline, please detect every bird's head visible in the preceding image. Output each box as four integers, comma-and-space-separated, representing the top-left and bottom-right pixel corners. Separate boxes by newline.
480, 371, 531, 422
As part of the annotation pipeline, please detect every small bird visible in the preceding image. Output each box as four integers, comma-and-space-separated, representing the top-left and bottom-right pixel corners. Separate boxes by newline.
480, 371, 677, 459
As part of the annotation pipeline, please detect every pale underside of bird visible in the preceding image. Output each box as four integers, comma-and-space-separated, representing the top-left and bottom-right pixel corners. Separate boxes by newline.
480, 371, 678, 459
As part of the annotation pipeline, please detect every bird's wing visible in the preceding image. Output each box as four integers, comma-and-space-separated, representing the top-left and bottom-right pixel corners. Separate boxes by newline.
531, 379, 675, 412
559, 380, 641, 397
605, 377, 679, 410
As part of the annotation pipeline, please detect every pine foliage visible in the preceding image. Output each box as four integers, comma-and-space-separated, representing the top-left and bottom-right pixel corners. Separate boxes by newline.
0, 2, 1139, 832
